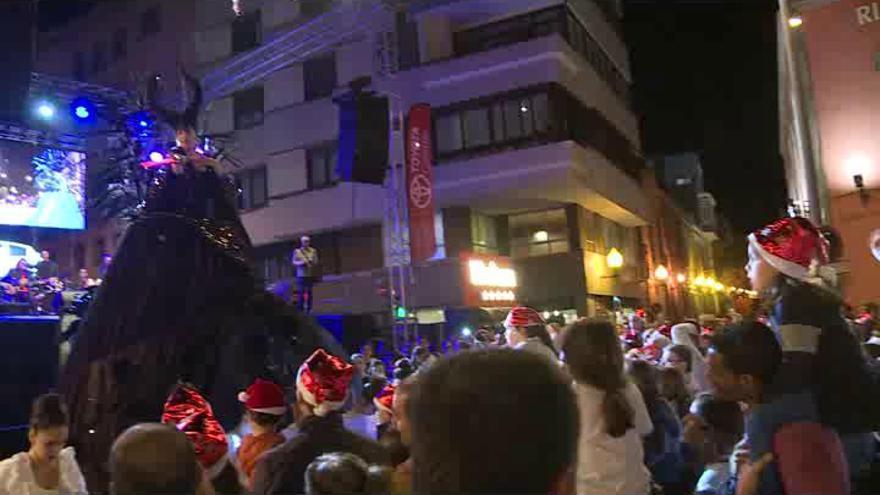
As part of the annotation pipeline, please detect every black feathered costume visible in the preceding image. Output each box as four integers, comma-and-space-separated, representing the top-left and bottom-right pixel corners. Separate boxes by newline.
60, 72, 342, 491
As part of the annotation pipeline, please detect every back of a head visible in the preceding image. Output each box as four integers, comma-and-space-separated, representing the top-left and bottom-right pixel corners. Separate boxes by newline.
625, 359, 659, 405
523, 323, 559, 355
691, 393, 744, 439
562, 318, 634, 438
408, 349, 578, 495
305, 452, 388, 495
710, 321, 781, 386
110, 423, 200, 495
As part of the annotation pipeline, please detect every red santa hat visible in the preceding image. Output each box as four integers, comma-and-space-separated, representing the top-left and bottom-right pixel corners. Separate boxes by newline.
238, 378, 286, 415
748, 217, 836, 288
161, 384, 229, 479
504, 306, 545, 330
296, 349, 353, 417
373, 383, 396, 416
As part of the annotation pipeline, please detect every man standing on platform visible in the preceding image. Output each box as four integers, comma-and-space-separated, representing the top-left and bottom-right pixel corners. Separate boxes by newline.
292, 235, 319, 313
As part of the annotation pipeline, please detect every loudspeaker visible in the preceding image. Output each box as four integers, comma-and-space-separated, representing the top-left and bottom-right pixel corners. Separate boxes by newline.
0, 1, 35, 124
336, 93, 389, 185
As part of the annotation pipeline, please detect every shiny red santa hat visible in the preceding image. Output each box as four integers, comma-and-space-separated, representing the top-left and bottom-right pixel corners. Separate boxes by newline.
238, 378, 286, 415
748, 217, 835, 287
296, 349, 353, 417
373, 383, 396, 416
161, 384, 229, 479
504, 306, 545, 330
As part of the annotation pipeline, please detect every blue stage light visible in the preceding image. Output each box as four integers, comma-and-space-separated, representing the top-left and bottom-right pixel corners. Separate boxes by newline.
75, 106, 90, 119
139, 119, 149, 128
70, 97, 97, 122
148, 151, 165, 162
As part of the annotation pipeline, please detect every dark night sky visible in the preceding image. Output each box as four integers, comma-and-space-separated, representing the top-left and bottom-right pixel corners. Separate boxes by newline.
624, 0, 787, 235
38, 0, 785, 235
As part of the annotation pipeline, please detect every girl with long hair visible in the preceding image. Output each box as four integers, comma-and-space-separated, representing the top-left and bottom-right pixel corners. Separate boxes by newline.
562, 318, 653, 495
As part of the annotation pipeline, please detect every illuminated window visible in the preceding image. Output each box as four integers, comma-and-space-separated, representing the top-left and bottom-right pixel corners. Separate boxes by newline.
471, 213, 498, 254
509, 209, 569, 258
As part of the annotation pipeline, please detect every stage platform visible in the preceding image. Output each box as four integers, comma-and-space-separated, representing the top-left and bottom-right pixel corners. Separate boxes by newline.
0, 315, 60, 457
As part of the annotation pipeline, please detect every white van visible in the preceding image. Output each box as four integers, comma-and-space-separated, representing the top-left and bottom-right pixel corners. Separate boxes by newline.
0, 241, 41, 278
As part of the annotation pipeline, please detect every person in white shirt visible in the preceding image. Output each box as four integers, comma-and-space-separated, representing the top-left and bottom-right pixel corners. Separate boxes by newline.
0, 394, 86, 495
561, 318, 653, 495
671, 321, 712, 393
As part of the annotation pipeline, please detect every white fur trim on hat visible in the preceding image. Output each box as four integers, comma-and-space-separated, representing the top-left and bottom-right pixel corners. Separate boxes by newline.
295, 367, 347, 417
238, 391, 286, 415
748, 233, 809, 281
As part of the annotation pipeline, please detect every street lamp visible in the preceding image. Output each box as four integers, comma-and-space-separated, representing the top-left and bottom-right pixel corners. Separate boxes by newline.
676, 273, 687, 284
606, 248, 624, 269
788, 16, 803, 28
654, 264, 669, 281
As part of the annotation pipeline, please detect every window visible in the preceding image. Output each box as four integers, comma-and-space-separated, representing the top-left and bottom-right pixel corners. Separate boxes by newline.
73, 52, 86, 81
140, 6, 161, 38
232, 11, 261, 54
434, 89, 552, 158
233, 86, 264, 130
92, 42, 107, 73
300, 0, 334, 17
471, 212, 498, 254
435, 114, 463, 154
307, 143, 339, 189
303, 52, 337, 101
112, 28, 127, 61
235, 166, 268, 210
509, 209, 569, 258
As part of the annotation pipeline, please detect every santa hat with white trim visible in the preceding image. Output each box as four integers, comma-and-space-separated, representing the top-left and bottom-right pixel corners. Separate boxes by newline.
373, 383, 396, 416
504, 306, 545, 330
748, 216, 836, 288
238, 378, 286, 415
296, 349, 353, 417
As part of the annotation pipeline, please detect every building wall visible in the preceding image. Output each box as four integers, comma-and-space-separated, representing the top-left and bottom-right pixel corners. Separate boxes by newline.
782, 0, 880, 303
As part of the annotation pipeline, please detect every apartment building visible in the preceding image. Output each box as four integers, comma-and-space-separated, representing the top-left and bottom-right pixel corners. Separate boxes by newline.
191, 0, 654, 331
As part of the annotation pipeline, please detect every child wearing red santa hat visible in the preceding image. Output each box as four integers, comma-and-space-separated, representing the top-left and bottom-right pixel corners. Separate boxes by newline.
236, 378, 287, 488
745, 216, 879, 476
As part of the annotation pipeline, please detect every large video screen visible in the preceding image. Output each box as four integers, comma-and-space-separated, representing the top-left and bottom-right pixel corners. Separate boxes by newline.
0, 139, 86, 230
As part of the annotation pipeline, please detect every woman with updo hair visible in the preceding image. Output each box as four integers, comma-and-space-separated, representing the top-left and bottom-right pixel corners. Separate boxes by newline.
0, 393, 86, 494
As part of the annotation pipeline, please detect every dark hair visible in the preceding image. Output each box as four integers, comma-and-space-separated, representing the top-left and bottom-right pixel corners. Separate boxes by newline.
247, 409, 282, 428
657, 367, 691, 419
362, 376, 387, 403
562, 318, 634, 437
304, 452, 389, 495
408, 349, 578, 495
110, 423, 200, 495
212, 462, 244, 495
690, 393, 744, 456
30, 393, 68, 432
709, 321, 781, 386
626, 359, 660, 406
520, 323, 559, 356
665, 344, 694, 373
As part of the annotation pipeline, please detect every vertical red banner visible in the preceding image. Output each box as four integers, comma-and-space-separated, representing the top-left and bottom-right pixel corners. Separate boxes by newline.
406, 103, 436, 262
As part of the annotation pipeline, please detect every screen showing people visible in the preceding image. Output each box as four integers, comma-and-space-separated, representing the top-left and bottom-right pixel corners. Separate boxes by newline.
0, 250, 97, 314
0, 139, 86, 230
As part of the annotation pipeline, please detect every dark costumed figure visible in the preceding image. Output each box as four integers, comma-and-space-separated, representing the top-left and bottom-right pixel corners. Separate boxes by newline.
60, 70, 341, 491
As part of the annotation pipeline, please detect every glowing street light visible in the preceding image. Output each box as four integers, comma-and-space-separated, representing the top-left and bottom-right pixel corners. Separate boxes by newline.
788, 16, 803, 28
676, 273, 687, 284
606, 248, 624, 269
654, 264, 670, 281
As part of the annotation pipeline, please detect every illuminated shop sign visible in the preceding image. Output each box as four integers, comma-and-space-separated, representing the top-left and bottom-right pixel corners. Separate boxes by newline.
468, 259, 517, 288
481, 290, 516, 302
856, 2, 880, 25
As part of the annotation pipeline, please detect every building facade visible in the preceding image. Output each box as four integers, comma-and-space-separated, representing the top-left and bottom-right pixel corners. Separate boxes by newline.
778, 0, 880, 304
192, 0, 651, 331
33, 0, 197, 279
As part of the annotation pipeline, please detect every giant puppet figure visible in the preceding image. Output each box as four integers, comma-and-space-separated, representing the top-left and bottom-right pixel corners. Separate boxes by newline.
61, 70, 341, 490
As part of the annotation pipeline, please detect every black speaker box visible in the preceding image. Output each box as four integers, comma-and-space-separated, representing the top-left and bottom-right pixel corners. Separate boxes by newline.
337, 94, 389, 185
